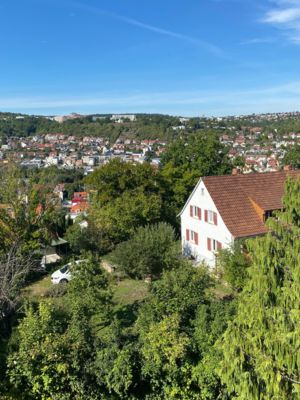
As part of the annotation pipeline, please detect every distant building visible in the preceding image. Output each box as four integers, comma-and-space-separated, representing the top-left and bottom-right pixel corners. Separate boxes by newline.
54, 113, 83, 123
69, 192, 89, 221
111, 114, 136, 123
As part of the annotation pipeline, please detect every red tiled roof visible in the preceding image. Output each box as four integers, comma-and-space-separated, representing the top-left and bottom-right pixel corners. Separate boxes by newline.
73, 191, 88, 198
202, 170, 300, 238
71, 202, 89, 214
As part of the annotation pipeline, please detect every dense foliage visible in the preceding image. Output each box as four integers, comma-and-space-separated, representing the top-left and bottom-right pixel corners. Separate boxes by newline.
218, 242, 250, 291
109, 223, 180, 278
161, 132, 231, 213
283, 144, 300, 169
4, 261, 236, 400
0, 113, 184, 142
7, 257, 112, 400
2, 112, 300, 142
0, 128, 299, 399
219, 177, 300, 399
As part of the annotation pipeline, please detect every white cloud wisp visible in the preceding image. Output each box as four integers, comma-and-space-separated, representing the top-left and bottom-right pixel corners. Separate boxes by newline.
262, 0, 300, 43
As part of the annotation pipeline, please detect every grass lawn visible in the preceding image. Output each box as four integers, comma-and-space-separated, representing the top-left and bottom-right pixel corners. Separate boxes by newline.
113, 279, 149, 306
22, 275, 52, 300
212, 280, 235, 299
22, 275, 68, 308
22, 272, 149, 309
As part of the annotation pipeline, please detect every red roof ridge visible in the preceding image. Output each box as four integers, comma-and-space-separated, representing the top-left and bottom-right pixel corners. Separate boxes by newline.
202, 170, 300, 238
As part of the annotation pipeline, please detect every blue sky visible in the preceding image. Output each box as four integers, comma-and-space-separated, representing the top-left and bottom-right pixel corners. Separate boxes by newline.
1, 0, 300, 116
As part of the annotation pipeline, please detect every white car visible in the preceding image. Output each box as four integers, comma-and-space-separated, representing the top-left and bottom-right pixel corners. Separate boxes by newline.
51, 260, 85, 284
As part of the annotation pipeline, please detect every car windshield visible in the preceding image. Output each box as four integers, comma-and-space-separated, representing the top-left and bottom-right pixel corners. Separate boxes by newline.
60, 265, 69, 274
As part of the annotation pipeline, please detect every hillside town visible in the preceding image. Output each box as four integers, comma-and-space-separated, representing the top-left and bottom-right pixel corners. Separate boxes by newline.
1, 111, 300, 173
2, 0, 300, 397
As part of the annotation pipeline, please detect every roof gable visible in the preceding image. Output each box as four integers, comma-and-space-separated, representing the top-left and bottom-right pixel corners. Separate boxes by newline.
178, 178, 202, 217
202, 170, 300, 238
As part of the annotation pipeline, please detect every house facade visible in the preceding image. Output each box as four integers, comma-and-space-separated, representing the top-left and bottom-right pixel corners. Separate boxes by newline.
180, 179, 233, 267
180, 170, 300, 267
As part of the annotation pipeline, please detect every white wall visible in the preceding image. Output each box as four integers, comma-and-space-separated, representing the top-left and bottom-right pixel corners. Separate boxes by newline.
180, 179, 234, 268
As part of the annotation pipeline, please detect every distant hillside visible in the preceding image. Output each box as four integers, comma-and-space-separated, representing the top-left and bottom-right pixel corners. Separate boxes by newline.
0, 113, 187, 142
1, 111, 300, 143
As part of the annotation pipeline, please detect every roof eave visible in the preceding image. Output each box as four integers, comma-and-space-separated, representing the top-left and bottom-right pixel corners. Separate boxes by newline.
177, 177, 203, 218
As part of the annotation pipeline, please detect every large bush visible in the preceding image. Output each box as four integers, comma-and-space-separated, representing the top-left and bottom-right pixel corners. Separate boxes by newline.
109, 222, 180, 279
218, 241, 250, 291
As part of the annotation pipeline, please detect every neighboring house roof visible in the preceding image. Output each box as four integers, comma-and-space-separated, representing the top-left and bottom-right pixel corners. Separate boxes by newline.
71, 202, 89, 214
36, 203, 43, 215
41, 253, 61, 265
51, 237, 68, 247
202, 170, 300, 238
73, 191, 88, 198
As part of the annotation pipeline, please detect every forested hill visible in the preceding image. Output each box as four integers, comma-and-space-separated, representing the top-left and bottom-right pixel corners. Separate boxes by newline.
0, 113, 189, 142
2, 111, 300, 142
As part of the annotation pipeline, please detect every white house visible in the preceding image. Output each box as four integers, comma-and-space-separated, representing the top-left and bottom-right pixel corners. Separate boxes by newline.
180, 170, 300, 267
180, 178, 233, 267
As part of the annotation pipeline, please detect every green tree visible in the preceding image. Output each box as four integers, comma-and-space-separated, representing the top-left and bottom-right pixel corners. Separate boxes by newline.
283, 144, 300, 169
7, 257, 112, 400
161, 132, 231, 214
232, 155, 245, 169
89, 190, 162, 251
136, 264, 235, 399
109, 222, 179, 279
0, 165, 65, 253
64, 222, 89, 254
84, 159, 171, 249
85, 159, 164, 205
219, 177, 300, 399
218, 241, 250, 291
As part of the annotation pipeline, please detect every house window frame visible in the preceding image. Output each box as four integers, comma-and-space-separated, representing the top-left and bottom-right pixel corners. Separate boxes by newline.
205, 209, 218, 225
207, 210, 214, 224
191, 206, 201, 219
187, 229, 199, 245
207, 238, 222, 253
212, 239, 218, 252
190, 230, 196, 243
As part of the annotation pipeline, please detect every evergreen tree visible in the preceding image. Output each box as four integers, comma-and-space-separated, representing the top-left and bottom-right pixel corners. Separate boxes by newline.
219, 177, 300, 399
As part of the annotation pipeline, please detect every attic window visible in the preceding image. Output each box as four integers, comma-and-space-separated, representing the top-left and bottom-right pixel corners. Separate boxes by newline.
201, 188, 205, 196
264, 210, 273, 221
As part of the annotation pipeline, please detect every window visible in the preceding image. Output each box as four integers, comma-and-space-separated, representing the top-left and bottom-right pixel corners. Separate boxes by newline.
60, 265, 69, 274
201, 188, 205, 196
212, 239, 219, 252
186, 229, 199, 245
207, 238, 222, 252
264, 210, 273, 221
204, 210, 218, 225
190, 205, 201, 219
190, 231, 197, 242
208, 210, 214, 223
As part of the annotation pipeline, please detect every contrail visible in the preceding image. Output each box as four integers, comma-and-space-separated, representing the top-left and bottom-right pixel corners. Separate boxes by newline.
69, 1, 225, 57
